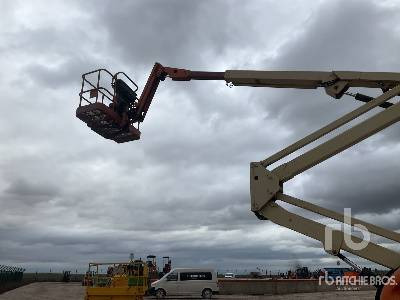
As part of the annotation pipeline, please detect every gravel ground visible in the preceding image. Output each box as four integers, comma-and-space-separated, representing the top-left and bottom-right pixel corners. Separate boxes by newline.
0, 282, 376, 300
0, 283, 84, 300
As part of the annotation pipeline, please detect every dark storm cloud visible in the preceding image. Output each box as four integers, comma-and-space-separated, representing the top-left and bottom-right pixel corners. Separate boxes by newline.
18, 26, 108, 90
0, 0, 399, 273
100, 0, 263, 68
305, 149, 400, 215
2, 178, 59, 207
5, 178, 59, 198
272, 1, 400, 71
25, 56, 98, 89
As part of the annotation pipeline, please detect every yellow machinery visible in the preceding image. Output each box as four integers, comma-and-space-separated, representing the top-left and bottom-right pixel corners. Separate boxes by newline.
85, 260, 148, 300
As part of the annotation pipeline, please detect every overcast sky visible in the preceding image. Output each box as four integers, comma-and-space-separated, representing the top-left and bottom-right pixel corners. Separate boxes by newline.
1, 0, 400, 273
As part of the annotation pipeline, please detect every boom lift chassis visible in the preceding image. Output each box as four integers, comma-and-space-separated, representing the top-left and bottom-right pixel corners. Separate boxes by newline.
77, 63, 400, 299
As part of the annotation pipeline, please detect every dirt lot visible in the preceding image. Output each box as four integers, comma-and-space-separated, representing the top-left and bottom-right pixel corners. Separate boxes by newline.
0, 282, 376, 300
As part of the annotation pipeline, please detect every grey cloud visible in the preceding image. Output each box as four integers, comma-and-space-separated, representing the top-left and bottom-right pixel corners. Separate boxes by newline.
1, 0, 400, 273
100, 0, 259, 68
25, 56, 99, 89
271, 0, 400, 71
304, 149, 400, 215
5, 178, 59, 198
253, 0, 400, 134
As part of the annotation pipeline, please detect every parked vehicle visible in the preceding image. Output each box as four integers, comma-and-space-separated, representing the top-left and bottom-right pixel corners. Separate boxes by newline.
150, 268, 219, 299
62, 270, 71, 282
224, 272, 235, 278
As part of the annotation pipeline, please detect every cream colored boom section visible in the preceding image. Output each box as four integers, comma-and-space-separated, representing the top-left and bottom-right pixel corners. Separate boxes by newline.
246, 80, 400, 269
274, 97, 400, 182
261, 85, 400, 167
258, 201, 400, 270
225, 70, 400, 89
278, 193, 400, 244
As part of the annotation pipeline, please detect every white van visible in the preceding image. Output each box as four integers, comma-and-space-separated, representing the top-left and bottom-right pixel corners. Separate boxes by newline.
150, 268, 219, 298
224, 272, 235, 278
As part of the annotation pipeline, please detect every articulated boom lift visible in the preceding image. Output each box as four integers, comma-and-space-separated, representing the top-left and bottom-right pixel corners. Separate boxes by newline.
77, 63, 400, 299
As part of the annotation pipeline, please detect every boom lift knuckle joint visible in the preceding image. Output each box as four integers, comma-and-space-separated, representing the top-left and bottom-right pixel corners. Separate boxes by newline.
250, 162, 281, 216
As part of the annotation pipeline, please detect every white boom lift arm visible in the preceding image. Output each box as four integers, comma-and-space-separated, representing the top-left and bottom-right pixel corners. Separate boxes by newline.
76, 64, 400, 298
